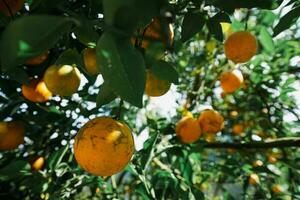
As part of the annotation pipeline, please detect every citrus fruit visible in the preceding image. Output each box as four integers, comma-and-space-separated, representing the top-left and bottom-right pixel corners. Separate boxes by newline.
176, 116, 202, 144
83, 48, 100, 75
248, 173, 260, 185
220, 70, 244, 93
224, 31, 257, 63
31, 156, 45, 171
73, 117, 135, 176
252, 160, 263, 167
272, 184, 283, 193
198, 109, 224, 134
0, 121, 24, 150
0, 0, 24, 16
44, 64, 81, 96
26, 51, 49, 66
22, 79, 52, 103
145, 70, 171, 97
232, 124, 244, 135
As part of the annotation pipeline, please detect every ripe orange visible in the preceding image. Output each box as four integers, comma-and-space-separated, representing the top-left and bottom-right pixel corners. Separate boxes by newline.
83, 48, 100, 75
248, 173, 260, 185
0, 121, 24, 150
224, 31, 257, 63
232, 124, 244, 135
44, 64, 81, 96
145, 70, 171, 97
22, 79, 52, 103
175, 116, 202, 144
220, 70, 244, 93
268, 155, 277, 164
198, 109, 224, 134
26, 51, 49, 66
31, 156, 45, 171
252, 160, 263, 167
140, 18, 174, 49
0, 0, 24, 16
73, 117, 135, 176
272, 184, 283, 193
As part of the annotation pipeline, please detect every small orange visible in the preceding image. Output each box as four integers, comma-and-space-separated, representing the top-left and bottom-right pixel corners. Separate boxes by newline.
22, 79, 52, 103
176, 116, 202, 144
224, 31, 257, 63
0, 121, 24, 150
31, 156, 45, 171
74, 117, 135, 176
83, 48, 100, 75
0, 0, 24, 16
198, 109, 224, 134
252, 160, 263, 167
26, 51, 49, 66
140, 18, 174, 49
272, 184, 283, 193
248, 173, 260, 185
145, 70, 171, 97
232, 124, 244, 135
220, 70, 244, 93
268, 155, 277, 164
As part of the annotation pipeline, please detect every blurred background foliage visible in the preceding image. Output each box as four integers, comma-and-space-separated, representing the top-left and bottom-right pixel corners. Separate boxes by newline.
0, 0, 300, 199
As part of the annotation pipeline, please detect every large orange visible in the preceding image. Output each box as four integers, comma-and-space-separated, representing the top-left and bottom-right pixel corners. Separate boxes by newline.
224, 31, 257, 63
31, 156, 45, 171
73, 117, 135, 176
176, 116, 202, 144
83, 48, 100, 75
0, 0, 24, 16
26, 51, 49, 66
139, 18, 174, 49
145, 70, 171, 97
198, 109, 224, 134
44, 64, 81, 96
22, 79, 52, 103
220, 70, 244, 93
0, 121, 24, 150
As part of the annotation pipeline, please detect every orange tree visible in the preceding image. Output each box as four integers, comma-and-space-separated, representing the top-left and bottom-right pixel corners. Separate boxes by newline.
1, 0, 300, 199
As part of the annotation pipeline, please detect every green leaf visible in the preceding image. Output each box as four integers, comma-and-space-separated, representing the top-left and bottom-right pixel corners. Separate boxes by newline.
135, 183, 153, 200
0, 15, 78, 70
150, 60, 179, 84
273, 6, 300, 36
55, 49, 83, 68
181, 11, 206, 42
191, 187, 205, 200
74, 18, 99, 47
0, 160, 30, 181
48, 145, 69, 171
207, 12, 231, 41
96, 83, 117, 107
97, 32, 146, 107
6, 67, 29, 84
259, 27, 275, 53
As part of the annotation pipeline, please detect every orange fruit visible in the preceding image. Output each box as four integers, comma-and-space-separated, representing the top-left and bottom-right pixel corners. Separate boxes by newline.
272, 184, 283, 193
83, 48, 100, 75
198, 109, 224, 134
175, 116, 202, 144
0, 0, 24, 16
22, 79, 52, 103
73, 117, 135, 176
145, 70, 171, 97
140, 18, 174, 49
252, 160, 263, 167
26, 51, 49, 66
224, 31, 257, 63
268, 155, 277, 164
232, 124, 244, 135
220, 70, 244, 93
248, 173, 260, 185
0, 121, 24, 150
44, 64, 81, 96
31, 156, 45, 171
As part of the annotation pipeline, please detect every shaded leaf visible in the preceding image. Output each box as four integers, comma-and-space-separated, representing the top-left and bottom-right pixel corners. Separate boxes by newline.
273, 6, 300, 36
96, 83, 117, 107
181, 12, 206, 42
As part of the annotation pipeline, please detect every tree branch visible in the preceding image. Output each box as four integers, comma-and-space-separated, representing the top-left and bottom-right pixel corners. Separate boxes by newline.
200, 137, 300, 149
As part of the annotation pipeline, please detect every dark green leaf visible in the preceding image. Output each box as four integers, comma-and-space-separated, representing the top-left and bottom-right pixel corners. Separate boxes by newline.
273, 6, 300, 36
0, 15, 78, 70
150, 60, 179, 84
96, 83, 117, 107
181, 12, 206, 42
0, 160, 30, 181
97, 32, 146, 107
55, 49, 83, 68
207, 12, 231, 41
